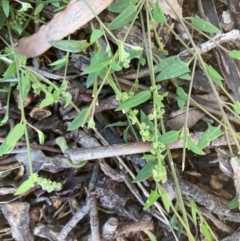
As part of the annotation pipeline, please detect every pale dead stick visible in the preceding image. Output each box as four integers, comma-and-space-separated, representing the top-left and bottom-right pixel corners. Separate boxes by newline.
15, 0, 113, 58
65, 132, 238, 164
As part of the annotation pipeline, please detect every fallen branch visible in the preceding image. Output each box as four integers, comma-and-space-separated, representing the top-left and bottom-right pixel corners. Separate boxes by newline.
179, 29, 240, 58
65, 131, 239, 164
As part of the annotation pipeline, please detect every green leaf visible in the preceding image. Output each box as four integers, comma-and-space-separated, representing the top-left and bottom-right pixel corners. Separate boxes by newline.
108, 0, 136, 13
20, 71, 31, 102
16, 52, 27, 65
90, 28, 104, 43
82, 52, 111, 75
49, 56, 67, 70
39, 93, 54, 108
176, 87, 188, 109
140, 57, 146, 66
52, 89, 62, 102
47, 85, 53, 93
3, 63, 16, 78
0, 113, 9, 126
116, 90, 151, 112
158, 131, 179, 144
104, 121, 128, 128
177, 221, 184, 237
37, 130, 45, 144
0, 8, 6, 28
192, 15, 221, 33
206, 65, 223, 86
144, 189, 160, 210
49, 40, 91, 53
200, 224, 212, 241
2, 0, 10, 17
152, 1, 166, 23
34, 2, 45, 15
111, 60, 122, 72
123, 125, 130, 142
229, 50, 240, 60
64, 92, 72, 108
186, 137, 205, 155
133, 160, 157, 183
86, 73, 96, 88
60, 80, 68, 91
141, 154, 157, 161
197, 124, 223, 149
82, 59, 111, 74
143, 231, 157, 241
170, 214, 178, 229
9, 25, 23, 35
108, 2, 137, 30
156, 57, 190, 81
18, 2, 32, 12
0, 123, 25, 155
161, 189, 172, 212
176, 87, 188, 100
177, 97, 185, 109
228, 196, 239, 209
190, 199, 197, 224
50, 2, 60, 7
67, 108, 90, 131
157, 56, 176, 71
55, 137, 68, 153
179, 73, 192, 80
14, 177, 35, 195
232, 101, 240, 114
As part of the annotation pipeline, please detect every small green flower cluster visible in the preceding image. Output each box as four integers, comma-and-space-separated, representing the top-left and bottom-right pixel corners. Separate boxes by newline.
139, 122, 155, 142
128, 109, 139, 125
116, 91, 134, 103
151, 85, 167, 119
152, 164, 167, 183
10, 11, 27, 26
32, 82, 45, 95
33, 15, 46, 25
33, 173, 61, 193
151, 141, 167, 182
151, 140, 165, 155
118, 42, 131, 68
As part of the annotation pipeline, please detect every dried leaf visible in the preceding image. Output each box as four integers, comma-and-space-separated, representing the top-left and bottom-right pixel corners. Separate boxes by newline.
15, 0, 113, 58
230, 157, 240, 210
158, 0, 182, 20
1, 202, 34, 241
167, 109, 205, 130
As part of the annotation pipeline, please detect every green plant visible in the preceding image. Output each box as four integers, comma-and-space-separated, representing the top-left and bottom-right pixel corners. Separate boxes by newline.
0, 1, 74, 195
1, 0, 240, 239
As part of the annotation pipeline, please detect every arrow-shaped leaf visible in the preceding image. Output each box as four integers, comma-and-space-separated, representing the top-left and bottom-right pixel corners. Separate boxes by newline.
192, 15, 221, 33
116, 90, 151, 112
197, 124, 223, 149
108, 2, 137, 30
156, 57, 190, 81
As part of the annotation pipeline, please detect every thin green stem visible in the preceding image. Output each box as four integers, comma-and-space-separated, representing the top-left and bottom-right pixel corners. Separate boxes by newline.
6, 25, 34, 175
156, 182, 196, 241
160, 118, 193, 240
181, 56, 197, 170
169, 4, 240, 153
